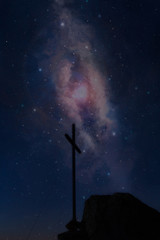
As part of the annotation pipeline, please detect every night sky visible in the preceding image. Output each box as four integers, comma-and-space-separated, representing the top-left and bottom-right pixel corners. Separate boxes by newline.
1, 0, 160, 239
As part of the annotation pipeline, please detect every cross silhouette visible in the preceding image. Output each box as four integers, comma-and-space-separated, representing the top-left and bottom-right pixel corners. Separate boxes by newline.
65, 123, 81, 230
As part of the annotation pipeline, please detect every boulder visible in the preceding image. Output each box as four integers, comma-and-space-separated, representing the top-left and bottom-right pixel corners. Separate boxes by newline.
58, 193, 160, 240
82, 193, 160, 240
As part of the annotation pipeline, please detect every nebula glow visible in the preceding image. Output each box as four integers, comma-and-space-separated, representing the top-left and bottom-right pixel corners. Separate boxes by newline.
72, 84, 88, 103
49, 2, 115, 150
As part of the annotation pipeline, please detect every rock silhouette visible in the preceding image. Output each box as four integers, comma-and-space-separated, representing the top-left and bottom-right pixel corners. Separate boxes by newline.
58, 193, 160, 240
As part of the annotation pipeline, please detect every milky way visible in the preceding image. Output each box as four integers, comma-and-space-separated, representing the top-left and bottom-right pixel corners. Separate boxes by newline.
35, 0, 134, 189
51, 1, 115, 151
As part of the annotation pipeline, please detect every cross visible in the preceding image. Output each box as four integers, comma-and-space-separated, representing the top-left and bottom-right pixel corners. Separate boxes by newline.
65, 124, 81, 228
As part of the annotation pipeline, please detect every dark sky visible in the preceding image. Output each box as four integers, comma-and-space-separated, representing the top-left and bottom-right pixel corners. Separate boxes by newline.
1, 0, 160, 239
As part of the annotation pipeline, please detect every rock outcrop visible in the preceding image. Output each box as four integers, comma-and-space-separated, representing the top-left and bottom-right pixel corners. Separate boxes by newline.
58, 193, 160, 240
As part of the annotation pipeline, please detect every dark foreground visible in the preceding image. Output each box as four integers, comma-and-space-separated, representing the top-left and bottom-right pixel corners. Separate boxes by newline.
58, 193, 160, 240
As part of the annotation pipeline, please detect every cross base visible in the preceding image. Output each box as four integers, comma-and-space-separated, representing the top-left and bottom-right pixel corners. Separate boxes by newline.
66, 219, 81, 231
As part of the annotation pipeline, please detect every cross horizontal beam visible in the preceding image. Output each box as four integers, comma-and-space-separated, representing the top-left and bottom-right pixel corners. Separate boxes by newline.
65, 134, 81, 154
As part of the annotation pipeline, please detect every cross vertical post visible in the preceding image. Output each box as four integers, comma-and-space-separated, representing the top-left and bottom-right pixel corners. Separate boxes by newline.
72, 123, 76, 221
65, 123, 81, 228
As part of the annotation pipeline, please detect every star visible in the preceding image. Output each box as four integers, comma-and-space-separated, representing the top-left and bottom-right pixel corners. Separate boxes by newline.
60, 22, 65, 27
112, 131, 116, 136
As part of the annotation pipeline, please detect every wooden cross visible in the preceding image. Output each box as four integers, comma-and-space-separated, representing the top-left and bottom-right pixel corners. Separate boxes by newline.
65, 124, 81, 223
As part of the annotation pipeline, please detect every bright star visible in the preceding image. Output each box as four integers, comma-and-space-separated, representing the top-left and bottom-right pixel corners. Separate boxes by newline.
60, 22, 65, 27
